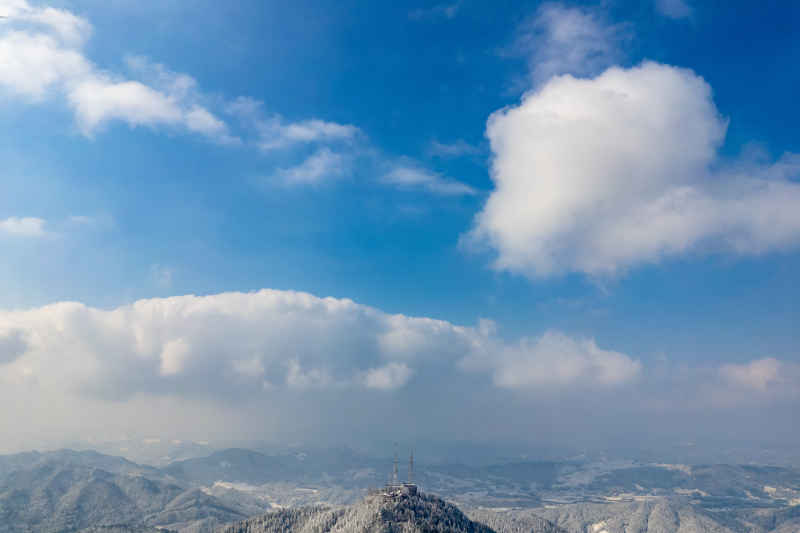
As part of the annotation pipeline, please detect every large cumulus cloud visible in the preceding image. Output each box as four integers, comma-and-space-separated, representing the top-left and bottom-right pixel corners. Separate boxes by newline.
469, 62, 800, 278
0, 290, 644, 449
0, 290, 473, 398
0, 290, 642, 399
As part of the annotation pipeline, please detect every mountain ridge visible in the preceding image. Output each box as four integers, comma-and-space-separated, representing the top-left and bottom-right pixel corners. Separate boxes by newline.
218, 488, 496, 533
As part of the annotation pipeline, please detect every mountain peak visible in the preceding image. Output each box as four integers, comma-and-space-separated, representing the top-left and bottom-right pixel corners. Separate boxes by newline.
220, 488, 495, 533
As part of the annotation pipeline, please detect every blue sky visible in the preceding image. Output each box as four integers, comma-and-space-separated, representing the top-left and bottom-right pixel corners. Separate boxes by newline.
1, 0, 799, 456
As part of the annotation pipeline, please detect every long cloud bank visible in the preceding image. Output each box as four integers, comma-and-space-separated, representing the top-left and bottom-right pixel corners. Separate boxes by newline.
0, 289, 641, 398
2, 290, 795, 402
0, 289, 796, 449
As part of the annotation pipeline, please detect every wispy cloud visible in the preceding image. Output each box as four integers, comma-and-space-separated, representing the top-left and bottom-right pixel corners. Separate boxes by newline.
279, 120, 359, 145
383, 164, 476, 196
0, 1, 235, 142
274, 148, 351, 185
2, 1, 463, 203
720, 358, 798, 393
0, 216, 46, 237
409, 1, 462, 21
226, 96, 474, 196
226, 96, 359, 152
427, 139, 480, 158
508, 3, 628, 85
654, 0, 693, 20
259, 119, 359, 151
67, 215, 94, 225
0, 0, 91, 46
461, 330, 642, 389
361, 362, 413, 390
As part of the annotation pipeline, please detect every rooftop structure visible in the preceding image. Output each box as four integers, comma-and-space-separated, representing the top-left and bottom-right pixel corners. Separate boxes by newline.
379, 446, 417, 498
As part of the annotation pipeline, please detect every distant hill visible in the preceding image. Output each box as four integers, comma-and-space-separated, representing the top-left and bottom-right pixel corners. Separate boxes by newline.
586, 464, 800, 504
0, 454, 251, 533
163, 449, 301, 486
0, 449, 164, 480
219, 487, 495, 533
472, 496, 800, 533
163, 447, 383, 487
532, 498, 739, 533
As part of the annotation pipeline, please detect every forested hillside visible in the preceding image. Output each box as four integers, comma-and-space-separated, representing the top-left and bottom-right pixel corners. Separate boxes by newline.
219, 489, 494, 533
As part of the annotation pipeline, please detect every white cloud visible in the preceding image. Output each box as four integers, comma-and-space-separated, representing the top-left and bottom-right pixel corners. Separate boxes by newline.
124, 55, 197, 98
469, 62, 800, 278
225, 96, 359, 151
462, 330, 641, 390
719, 358, 799, 392
696, 358, 800, 409
260, 119, 357, 152
0, 289, 640, 400
159, 338, 190, 376
511, 4, 626, 85
66, 73, 235, 140
0, 1, 233, 141
257, 118, 358, 151
4, 0, 502, 201
361, 363, 413, 390
227, 97, 467, 196
185, 106, 233, 139
383, 165, 476, 196
280, 119, 359, 144
68, 78, 183, 133
275, 148, 350, 185
0, 30, 90, 97
655, 0, 693, 19
286, 359, 333, 390
0, 9, 446, 193
427, 139, 480, 158
0, 290, 455, 396
0, 216, 46, 237
0, 0, 91, 46
225, 95, 263, 118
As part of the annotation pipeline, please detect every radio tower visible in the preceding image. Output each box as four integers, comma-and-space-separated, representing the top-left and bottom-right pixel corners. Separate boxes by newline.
408, 450, 414, 484
392, 444, 399, 486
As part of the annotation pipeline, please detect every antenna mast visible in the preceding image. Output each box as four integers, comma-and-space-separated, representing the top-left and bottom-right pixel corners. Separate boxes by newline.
408, 450, 414, 484
392, 443, 399, 486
